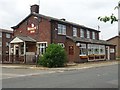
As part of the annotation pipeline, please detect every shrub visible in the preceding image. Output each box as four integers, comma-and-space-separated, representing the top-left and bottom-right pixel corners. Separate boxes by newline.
38, 44, 67, 68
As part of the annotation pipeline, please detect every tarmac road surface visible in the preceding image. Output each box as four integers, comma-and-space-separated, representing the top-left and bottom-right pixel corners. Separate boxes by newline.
2, 64, 118, 88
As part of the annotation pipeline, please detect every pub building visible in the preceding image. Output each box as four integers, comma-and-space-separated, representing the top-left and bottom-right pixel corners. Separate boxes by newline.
9, 4, 116, 63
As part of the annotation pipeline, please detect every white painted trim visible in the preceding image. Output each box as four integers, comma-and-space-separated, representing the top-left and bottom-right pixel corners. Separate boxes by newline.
10, 37, 23, 44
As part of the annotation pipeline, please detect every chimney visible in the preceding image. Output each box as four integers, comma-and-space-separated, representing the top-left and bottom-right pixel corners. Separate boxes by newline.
30, 4, 39, 14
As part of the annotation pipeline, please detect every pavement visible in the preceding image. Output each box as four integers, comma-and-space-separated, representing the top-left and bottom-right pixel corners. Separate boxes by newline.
1, 60, 119, 71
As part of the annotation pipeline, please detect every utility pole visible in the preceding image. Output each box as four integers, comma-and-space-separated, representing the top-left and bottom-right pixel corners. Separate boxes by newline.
118, 1, 120, 36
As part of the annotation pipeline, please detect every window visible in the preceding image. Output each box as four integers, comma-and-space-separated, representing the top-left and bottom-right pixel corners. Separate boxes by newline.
6, 33, 10, 38
80, 44, 87, 56
99, 45, 105, 54
92, 32, 95, 39
87, 30, 90, 38
0, 42, 2, 47
39, 42, 47, 55
80, 29, 84, 38
88, 44, 94, 55
73, 27, 77, 37
94, 45, 99, 54
58, 43, 65, 48
0, 32, 2, 38
58, 24, 66, 35
88, 44, 105, 55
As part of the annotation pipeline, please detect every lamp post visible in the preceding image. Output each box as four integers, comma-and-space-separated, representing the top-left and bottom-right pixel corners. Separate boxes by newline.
118, 2, 120, 36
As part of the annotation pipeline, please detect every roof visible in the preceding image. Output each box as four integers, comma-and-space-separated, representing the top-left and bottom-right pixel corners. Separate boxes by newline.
66, 36, 115, 46
10, 36, 36, 44
107, 35, 120, 41
11, 12, 100, 32
0, 28, 13, 33
17, 36, 36, 42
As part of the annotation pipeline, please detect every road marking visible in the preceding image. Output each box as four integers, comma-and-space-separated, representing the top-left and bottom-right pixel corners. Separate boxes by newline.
2, 71, 57, 80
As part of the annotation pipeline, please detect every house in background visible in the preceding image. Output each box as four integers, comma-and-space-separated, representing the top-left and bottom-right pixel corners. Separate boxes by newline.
107, 36, 120, 60
0, 29, 13, 63
8, 4, 116, 64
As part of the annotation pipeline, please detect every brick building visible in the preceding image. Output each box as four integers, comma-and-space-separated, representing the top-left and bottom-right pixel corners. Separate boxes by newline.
0, 29, 13, 63
9, 4, 116, 64
107, 36, 120, 60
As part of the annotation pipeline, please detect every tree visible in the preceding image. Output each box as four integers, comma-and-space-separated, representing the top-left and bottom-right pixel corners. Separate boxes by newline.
38, 44, 67, 68
98, 1, 119, 24
98, 14, 118, 24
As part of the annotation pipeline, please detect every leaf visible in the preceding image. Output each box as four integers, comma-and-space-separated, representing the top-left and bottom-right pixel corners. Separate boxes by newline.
98, 17, 101, 20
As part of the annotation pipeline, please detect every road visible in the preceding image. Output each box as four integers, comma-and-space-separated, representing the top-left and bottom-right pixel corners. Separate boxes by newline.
2, 64, 118, 88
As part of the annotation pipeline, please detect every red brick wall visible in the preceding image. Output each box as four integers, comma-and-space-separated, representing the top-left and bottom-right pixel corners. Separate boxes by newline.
14, 15, 51, 44
65, 39, 80, 62
2, 32, 12, 62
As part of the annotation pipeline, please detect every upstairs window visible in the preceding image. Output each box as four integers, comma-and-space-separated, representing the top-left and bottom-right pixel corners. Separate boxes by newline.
87, 30, 90, 39
0, 32, 2, 38
73, 27, 77, 37
92, 32, 95, 39
80, 29, 84, 38
58, 24, 66, 35
6, 33, 10, 38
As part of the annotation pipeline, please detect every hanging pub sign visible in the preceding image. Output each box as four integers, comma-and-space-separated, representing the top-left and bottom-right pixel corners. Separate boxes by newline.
27, 23, 37, 33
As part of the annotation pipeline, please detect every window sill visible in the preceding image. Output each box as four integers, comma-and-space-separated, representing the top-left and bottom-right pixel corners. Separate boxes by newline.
58, 34, 66, 36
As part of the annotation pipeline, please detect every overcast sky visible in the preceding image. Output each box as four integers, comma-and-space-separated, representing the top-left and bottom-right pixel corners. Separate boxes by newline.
0, 0, 119, 40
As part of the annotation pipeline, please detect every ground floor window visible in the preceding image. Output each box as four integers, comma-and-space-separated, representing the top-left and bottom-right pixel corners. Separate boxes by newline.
88, 44, 105, 55
38, 42, 47, 55
80, 44, 87, 56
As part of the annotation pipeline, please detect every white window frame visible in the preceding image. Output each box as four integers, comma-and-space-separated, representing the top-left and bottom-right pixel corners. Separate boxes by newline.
92, 32, 95, 39
6, 33, 10, 38
99, 45, 105, 55
58, 24, 66, 35
88, 44, 94, 55
87, 30, 90, 39
73, 27, 77, 37
79, 43, 87, 56
80, 29, 84, 38
38, 42, 47, 55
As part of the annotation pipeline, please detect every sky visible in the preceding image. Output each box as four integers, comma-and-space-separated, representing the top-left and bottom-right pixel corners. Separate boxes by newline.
0, 0, 119, 40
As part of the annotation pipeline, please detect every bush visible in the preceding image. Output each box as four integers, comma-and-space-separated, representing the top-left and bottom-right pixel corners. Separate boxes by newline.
38, 44, 67, 68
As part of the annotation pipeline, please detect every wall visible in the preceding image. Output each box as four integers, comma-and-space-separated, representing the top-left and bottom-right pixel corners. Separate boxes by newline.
14, 15, 51, 44
107, 37, 120, 58
2, 32, 13, 62
65, 38, 80, 63
51, 20, 100, 44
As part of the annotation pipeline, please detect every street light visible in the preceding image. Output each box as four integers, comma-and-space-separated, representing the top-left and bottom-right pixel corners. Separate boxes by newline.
118, 2, 120, 36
